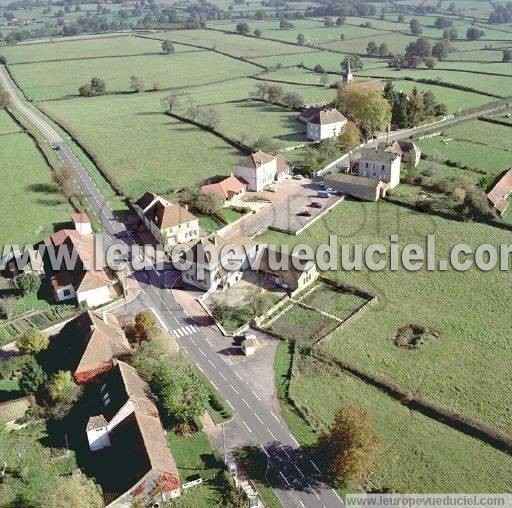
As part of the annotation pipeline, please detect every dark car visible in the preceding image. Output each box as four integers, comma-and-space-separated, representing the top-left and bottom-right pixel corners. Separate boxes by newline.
297, 210, 312, 217
310, 201, 322, 209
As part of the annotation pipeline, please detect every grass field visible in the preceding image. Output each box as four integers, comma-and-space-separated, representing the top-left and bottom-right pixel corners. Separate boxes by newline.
416, 119, 512, 176
41, 93, 245, 197
0, 132, 71, 247
9, 50, 259, 100
260, 199, 512, 434
266, 302, 340, 344
299, 282, 368, 321
289, 353, 512, 492
0, 110, 22, 135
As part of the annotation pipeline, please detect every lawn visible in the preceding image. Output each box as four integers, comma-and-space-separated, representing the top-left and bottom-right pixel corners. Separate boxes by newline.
260, 199, 512, 434
415, 119, 512, 176
41, 93, 245, 197
9, 50, 259, 100
166, 429, 224, 507
288, 353, 512, 492
0, 133, 71, 247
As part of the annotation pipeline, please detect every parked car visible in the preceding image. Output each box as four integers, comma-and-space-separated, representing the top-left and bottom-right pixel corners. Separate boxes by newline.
293, 174, 304, 180
325, 187, 335, 193
267, 187, 277, 193
310, 201, 322, 209
297, 210, 312, 217
317, 190, 329, 198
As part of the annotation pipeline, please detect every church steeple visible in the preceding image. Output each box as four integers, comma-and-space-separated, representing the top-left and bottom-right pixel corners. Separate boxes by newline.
343, 59, 353, 84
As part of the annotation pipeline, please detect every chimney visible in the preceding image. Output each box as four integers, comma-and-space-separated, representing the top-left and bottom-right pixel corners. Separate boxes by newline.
184, 204, 189, 211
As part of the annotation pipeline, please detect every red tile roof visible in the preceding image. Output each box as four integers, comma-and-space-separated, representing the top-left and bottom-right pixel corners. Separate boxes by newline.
487, 168, 512, 215
72, 212, 90, 224
201, 175, 246, 201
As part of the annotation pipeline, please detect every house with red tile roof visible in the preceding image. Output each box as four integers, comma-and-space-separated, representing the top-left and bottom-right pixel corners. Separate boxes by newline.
200, 174, 247, 205
235, 151, 293, 191
134, 193, 199, 249
487, 168, 512, 216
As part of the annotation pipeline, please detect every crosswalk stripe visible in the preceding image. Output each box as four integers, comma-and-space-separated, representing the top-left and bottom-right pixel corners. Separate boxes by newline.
185, 325, 194, 334
176, 328, 184, 337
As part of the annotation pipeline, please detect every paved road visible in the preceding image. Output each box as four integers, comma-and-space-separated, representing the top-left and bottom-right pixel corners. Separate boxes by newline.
0, 65, 343, 507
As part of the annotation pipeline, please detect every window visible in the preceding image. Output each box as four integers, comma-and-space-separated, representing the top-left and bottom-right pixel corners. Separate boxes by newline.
365, 162, 369, 168
382, 165, 385, 170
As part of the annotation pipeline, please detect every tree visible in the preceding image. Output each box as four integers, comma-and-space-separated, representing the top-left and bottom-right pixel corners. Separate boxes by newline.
432, 40, 449, 60
78, 83, 93, 97
131, 335, 170, 380
161, 88, 184, 111
366, 41, 378, 56
17, 328, 49, 355
449, 27, 458, 39
185, 105, 201, 121
221, 470, 248, 507
135, 311, 157, 341
153, 80, 163, 91
14, 272, 41, 296
200, 107, 221, 128
212, 302, 231, 324
466, 27, 484, 40
324, 16, 334, 27
281, 91, 304, 108
502, 49, 512, 62
42, 475, 103, 508
0, 89, 10, 108
425, 56, 438, 69
314, 64, 325, 73
53, 164, 78, 201
267, 84, 283, 103
321, 405, 381, 484
338, 121, 360, 152
0, 54, 6, 65
129, 75, 145, 93
19, 357, 46, 395
405, 38, 432, 58
410, 19, 422, 35
342, 55, 363, 71
254, 29, 262, 38
336, 15, 345, 26
194, 191, 222, 215
47, 370, 80, 404
161, 39, 175, 54
335, 83, 391, 137
377, 43, 389, 57
236, 22, 250, 35
279, 19, 293, 29
152, 362, 209, 423
297, 33, 305, 45
90, 77, 106, 96
0, 297, 16, 320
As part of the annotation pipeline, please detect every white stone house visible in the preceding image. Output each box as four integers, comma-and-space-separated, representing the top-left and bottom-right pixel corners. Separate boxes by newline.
134, 192, 199, 249
306, 109, 347, 141
72, 212, 92, 235
358, 147, 402, 189
236, 151, 293, 192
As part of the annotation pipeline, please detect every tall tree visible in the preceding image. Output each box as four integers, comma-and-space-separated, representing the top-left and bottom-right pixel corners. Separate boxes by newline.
15, 272, 41, 295
161, 39, 175, 54
409, 18, 422, 35
135, 311, 157, 341
161, 88, 184, 111
17, 328, 49, 355
235, 22, 250, 35
337, 122, 360, 152
19, 357, 46, 395
321, 405, 381, 485
129, 75, 145, 93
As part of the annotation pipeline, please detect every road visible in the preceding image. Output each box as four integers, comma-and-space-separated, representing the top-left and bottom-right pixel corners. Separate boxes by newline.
0, 65, 343, 507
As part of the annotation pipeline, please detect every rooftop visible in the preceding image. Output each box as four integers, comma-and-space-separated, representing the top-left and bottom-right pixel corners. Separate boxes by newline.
325, 173, 384, 188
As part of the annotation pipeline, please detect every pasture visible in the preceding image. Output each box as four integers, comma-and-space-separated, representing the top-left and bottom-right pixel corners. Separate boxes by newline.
289, 353, 512, 492
0, 133, 71, 246
41, 93, 245, 197
8, 50, 259, 100
0, 110, 22, 135
416, 119, 512, 176
259, 199, 512, 434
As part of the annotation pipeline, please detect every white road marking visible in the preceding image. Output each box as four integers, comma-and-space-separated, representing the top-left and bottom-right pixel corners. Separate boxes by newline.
210, 380, 218, 390
299, 501, 305, 508
271, 411, 280, 422
219, 372, 227, 381
267, 428, 277, 440
190, 337, 197, 345
235, 372, 244, 382
308, 484, 320, 500
198, 347, 206, 357
260, 445, 270, 458
226, 399, 235, 411
279, 472, 290, 486
242, 420, 252, 433
293, 464, 305, 477
310, 460, 321, 473
241, 398, 251, 409
229, 384, 239, 395
208, 359, 216, 369
290, 434, 300, 446
279, 444, 290, 459
151, 308, 169, 332
254, 413, 264, 424
205, 337, 213, 347
251, 390, 261, 401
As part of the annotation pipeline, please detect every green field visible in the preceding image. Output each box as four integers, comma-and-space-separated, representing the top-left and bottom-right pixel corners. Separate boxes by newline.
289, 353, 512, 492
41, 93, 245, 197
0, 109, 22, 135
416, 119, 512, 176
9, 50, 260, 100
0, 132, 71, 246
260, 199, 512, 434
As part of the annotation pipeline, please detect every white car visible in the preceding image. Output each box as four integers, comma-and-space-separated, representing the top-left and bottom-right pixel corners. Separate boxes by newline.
325, 187, 335, 193
292, 174, 303, 180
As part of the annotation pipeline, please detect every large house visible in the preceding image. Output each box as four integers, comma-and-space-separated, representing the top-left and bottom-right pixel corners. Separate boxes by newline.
487, 168, 512, 216
44, 222, 116, 308
200, 174, 247, 206
235, 151, 293, 192
305, 108, 347, 141
56, 311, 131, 384
386, 140, 421, 168
86, 361, 181, 505
324, 147, 402, 202
181, 234, 255, 293
134, 192, 199, 249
